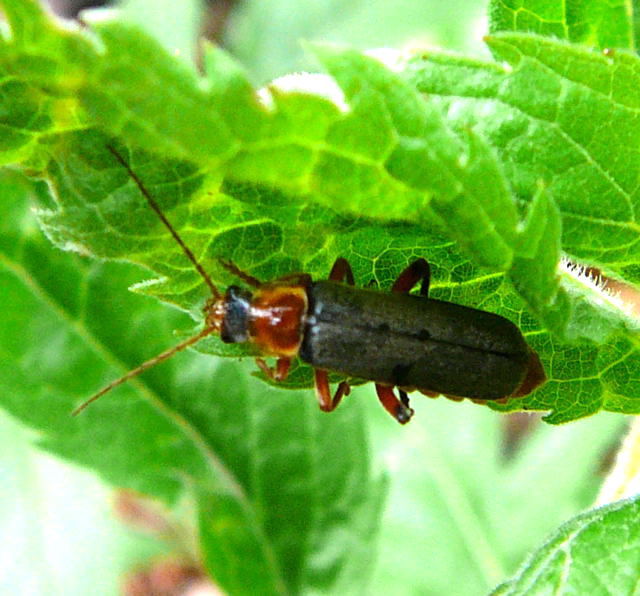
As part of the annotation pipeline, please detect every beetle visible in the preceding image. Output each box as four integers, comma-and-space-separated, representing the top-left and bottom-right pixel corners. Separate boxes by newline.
72, 146, 546, 423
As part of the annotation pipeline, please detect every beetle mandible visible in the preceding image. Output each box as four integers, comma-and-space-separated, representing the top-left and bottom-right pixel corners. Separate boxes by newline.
73, 146, 546, 424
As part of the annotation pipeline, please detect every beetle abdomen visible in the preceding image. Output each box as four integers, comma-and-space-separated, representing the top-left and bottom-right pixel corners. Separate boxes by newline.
300, 281, 531, 399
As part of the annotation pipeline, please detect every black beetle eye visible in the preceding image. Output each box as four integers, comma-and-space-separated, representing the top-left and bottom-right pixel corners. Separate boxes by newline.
221, 286, 252, 343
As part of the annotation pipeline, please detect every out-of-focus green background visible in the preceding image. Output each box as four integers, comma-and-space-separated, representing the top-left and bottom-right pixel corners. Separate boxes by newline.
0, 1, 626, 594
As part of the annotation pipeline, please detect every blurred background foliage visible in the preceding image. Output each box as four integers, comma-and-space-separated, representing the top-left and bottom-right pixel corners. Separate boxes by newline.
0, 1, 631, 595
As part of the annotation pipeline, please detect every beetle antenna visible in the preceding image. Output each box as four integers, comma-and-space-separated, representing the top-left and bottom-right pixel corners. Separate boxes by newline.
106, 145, 222, 300
72, 325, 216, 415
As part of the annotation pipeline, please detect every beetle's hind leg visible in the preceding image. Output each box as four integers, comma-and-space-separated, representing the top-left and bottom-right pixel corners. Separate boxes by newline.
399, 388, 411, 408
392, 258, 431, 296
314, 369, 351, 412
376, 384, 414, 424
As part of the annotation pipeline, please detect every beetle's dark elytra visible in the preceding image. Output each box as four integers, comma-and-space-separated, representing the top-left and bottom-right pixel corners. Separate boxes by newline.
300, 280, 532, 400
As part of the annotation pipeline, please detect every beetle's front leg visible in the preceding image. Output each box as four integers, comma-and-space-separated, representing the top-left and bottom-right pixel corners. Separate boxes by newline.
314, 369, 351, 412
255, 357, 291, 382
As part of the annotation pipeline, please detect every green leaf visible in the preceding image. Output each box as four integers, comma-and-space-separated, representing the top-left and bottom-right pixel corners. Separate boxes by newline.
494, 496, 640, 595
33, 131, 639, 425
295, 43, 517, 269
0, 172, 385, 595
0, 2, 522, 270
0, 79, 76, 166
489, 0, 635, 51
405, 33, 640, 285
